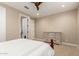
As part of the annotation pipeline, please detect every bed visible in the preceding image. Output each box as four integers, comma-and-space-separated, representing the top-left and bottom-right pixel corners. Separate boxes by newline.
0, 39, 54, 56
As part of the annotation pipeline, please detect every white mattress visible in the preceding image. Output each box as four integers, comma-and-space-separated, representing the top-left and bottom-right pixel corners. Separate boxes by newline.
0, 39, 54, 56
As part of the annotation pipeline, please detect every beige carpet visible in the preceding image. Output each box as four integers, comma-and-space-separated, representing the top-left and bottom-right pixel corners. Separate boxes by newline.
54, 45, 79, 56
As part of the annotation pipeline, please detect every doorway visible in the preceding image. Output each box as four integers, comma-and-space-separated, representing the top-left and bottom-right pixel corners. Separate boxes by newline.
20, 16, 29, 39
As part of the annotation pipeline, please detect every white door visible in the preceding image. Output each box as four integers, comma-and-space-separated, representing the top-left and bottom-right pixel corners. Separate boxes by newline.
21, 16, 28, 39
0, 6, 6, 42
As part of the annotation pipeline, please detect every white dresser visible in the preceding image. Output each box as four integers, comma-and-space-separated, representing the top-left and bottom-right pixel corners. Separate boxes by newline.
43, 32, 62, 44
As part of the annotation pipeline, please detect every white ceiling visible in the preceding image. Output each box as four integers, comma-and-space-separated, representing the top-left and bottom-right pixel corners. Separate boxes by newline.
3, 2, 79, 18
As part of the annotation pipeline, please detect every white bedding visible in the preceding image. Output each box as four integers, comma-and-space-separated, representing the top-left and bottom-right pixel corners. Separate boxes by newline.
0, 39, 54, 56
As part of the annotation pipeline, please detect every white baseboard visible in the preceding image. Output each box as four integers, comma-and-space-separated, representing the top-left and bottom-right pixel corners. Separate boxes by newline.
62, 42, 78, 47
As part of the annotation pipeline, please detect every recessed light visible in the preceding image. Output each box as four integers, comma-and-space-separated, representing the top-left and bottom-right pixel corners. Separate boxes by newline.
37, 13, 39, 16
61, 5, 65, 7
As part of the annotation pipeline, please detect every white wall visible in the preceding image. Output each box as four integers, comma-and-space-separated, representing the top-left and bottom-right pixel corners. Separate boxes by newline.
6, 6, 20, 40
0, 6, 6, 42
35, 9, 77, 44
77, 7, 79, 45
29, 18, 35, 39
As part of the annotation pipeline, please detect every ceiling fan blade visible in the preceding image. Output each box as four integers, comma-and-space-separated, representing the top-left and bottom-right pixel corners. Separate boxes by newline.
24, 6, 29, 9
31, 2, 43, 10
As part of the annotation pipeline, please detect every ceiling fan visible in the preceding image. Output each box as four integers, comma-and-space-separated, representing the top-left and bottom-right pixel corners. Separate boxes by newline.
32, 2, 42, 10
24, 2, 43, 11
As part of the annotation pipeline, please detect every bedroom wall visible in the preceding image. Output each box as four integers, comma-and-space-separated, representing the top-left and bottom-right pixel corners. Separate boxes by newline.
29, 18, 35, 39
0, 3, 35, 41
6, 6, 19, 40
77, 7, 79, 45
35, 9, 77, 44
